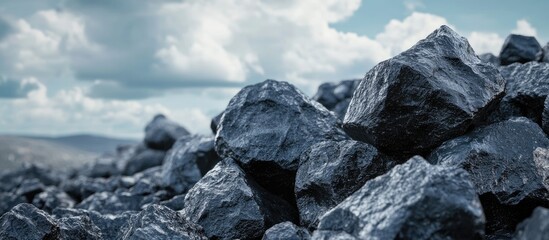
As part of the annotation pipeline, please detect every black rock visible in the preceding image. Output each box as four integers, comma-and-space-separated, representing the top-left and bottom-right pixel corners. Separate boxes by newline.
61, 176, 117, 202
534, 148, 549, 190
496, 62, 549, 124
159, 194, 186, 211
316, 156, 485, 239
0, 203, 60, 240
0, 164, 61, 192
82, 156, 121, 178
343, 25, 505, 156
263, 221, 311, 240
295, 139, 395, 228
128, 178, 159, 195
499, 34, 543, 65
16, 178, 45, 202
543, 96, 549, 134
479, 53, 500, 66
216, 79, 346, 200
0, 193, 26, 217
53, 208, 136, 240
311, 231, 358, 240
184, 158, 297, 240
428, 117, 549, 234
162, 135, 220, 194
122, 147, 166, 176
513, 207, 549, 240
543, 42, 549, 63
57, 214, 102, 240
210, 111, 223, 134
76, 191, 149, 214
118, 204, 207, 240
32, 186, 75, 213
144, 114, 190, 150
313, 80, 360, 119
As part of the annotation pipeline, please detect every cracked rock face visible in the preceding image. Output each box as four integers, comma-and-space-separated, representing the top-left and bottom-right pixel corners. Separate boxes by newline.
343, 25, 505, 156
118, 204, 207, 240
184, 158, 297, 240
499, 34, 543, 65
0, 203, 60, 240
295, 139, 395, 228
144, 114, 190, 151
316, 156, 485, 240
53, 208, 136, 240
215, 79, 346, 200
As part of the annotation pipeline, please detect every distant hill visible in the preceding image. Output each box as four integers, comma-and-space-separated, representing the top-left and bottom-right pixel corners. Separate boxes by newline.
0, 134, 138, 171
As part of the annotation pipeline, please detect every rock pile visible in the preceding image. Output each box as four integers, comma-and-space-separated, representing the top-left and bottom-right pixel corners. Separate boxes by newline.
2, 25, 549, 239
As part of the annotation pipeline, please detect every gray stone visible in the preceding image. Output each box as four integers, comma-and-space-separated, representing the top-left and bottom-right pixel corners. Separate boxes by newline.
159, 194, 185, 211
210, 111, 223, 134
263, 222, 311, 240
122, 147, 166, 176
543, 42, 549, 63
76, 191, 149, 214
513, 207, 549, 240
479, 53, 500, 66
317, 156, 485, 239
144, 114, 190, 150
216, 79, 346, 200
184, 158, 297, 240
0, 193, 26, 216
312, 80, 360, 119
0, 203, 60, 240
57, 214, 102, 240
32, 186, 75, 213
343, 25, 505, 156
53, 208, 136, 240
118, 204, 207, 240
499, 34, 543, 65
295, 139, 395, 228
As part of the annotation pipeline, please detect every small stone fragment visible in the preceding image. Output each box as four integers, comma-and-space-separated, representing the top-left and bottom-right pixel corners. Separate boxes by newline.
144, 114, 190, 150
263, 221, 311, 240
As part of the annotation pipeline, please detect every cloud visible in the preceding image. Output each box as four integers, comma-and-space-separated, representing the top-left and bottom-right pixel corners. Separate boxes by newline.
512, 19, 537, 37
0, 76, 43, 98
0, 83, 212, 137
375, 12, 450, 55
467, 31, 504, 55
404, 0, 424, 12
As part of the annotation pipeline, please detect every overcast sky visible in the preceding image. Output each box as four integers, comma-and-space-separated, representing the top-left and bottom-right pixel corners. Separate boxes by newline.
0, 0, 547, 138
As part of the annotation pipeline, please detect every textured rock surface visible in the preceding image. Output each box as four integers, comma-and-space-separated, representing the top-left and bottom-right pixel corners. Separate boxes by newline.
57, 214, 102, 240
295, 140, 395, 228
215, 79, 346, 199
162, 135, 219, 194
429, 117, 549, 234
76, 191, 149, 214
479, 53, 500, 66
496, 62, 549, 123
513, 207, 549, 240
499, 34, 543, 65
32, 186, 75, 213
118, 204, 207, 240
313, 79, 360, 119
184, 158, 297, 240
0, 203, 60, 240
317, 156, 485, 240
263, 221, 311, 240
0, 193, 26, 216
543, 42, 549, 63
53, 208, 136, 240
543, 96, 549, 134
144, 114, 190, 150
343, 25, 505, 156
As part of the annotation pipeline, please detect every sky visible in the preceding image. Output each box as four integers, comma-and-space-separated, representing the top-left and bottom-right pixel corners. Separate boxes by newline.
0, 0, 547, 138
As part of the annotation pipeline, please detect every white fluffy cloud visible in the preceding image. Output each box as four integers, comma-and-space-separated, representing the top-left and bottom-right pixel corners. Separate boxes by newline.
467, 31, 504, 55
512, 19, 537, 37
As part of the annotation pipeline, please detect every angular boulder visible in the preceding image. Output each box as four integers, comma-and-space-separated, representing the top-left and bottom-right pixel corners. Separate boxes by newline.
499, 34, 543, 65
184, 158, 297, 240
118, 204, 207, 240
162, 135, 220, 194
317, 156, 485, 240
295, 139, 395, 228
0, 203, 60, 240
144, 114, 190, 150
479, 53, 500, 66
513, 207, 549, 240
343, 25, 505, 156
32, 186, 75, 213
263, 222, 311, 240
429, 117, 549, 234
215, 79, 346, 199
57, 214, 102, 240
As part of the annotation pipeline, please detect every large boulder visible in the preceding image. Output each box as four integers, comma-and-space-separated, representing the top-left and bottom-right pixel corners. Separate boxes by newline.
0, 203, 60, 240
184, 158, 297, 240
215, 79, 346, 199
263, 222, 311, 240
316, 156, 485, 239
495, 62, 549, 124
312, 79, 360, 119
118, 204, 207, 240
343, 25, 505, 156
513, 207, 549, 240
479, 53, 500, 66
162, 135, 220, 194
295, 139, 395, 228
429, 117, 549, 234
32, 186, 75, 213
144, 114, 190, 150
499, 34, 543, 65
